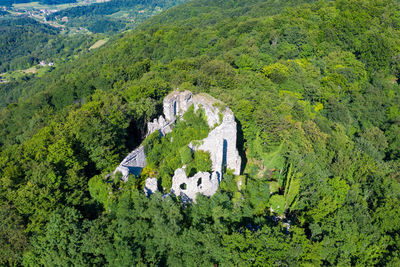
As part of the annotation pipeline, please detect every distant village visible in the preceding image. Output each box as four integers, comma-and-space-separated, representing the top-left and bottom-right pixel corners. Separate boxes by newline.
1, 1, 157, 34
1, 5, 59, 25
0, 0, 111, 22
1, 5, 87, 33
0, 60, 55, 84
0, 0, 107, 29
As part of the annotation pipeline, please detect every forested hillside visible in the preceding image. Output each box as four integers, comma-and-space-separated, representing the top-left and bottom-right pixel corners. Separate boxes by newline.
46, 0, 188, 33
0, 17, 97, 73
0, 0, 185, 105
1, 0, 400, 265
0, 17, 60, 72
0, 16, 100, 108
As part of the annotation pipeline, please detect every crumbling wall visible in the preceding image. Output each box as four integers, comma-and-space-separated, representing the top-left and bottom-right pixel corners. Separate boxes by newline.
163, 90, 193, 121
114, 145, 146, 181
146, 90, 193, 137
170, 168, 219, 201
191, 109, 241, 176
146, 116, 173, 137
144, 177, 158, 196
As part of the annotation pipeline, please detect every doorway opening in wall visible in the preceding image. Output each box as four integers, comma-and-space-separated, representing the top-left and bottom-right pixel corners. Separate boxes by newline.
174, 101, 177, 116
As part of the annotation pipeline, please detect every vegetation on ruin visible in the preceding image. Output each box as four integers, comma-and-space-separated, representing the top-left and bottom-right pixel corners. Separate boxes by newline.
142, 105, 211, 191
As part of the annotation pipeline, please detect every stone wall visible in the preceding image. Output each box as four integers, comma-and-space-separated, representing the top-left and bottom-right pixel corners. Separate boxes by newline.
146, 115, 173, 137
170, 168, 219, 201
114, 145, 146, 181
163, 90, 193, 121
191, 109, 241, 176
146, 90, 193, 137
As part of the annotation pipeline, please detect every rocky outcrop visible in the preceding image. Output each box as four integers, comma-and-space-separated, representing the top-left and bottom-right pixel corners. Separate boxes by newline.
115, 90, 242, 201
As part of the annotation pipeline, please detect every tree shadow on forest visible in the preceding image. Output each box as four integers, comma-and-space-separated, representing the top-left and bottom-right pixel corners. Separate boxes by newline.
125, 102, 164, 151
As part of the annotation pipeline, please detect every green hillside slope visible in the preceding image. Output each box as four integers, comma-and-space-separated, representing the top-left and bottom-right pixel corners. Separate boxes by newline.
0, 17, 60, 72
1, 0, 400, 265
0, 17, 99, 74
46, 0, 189, 33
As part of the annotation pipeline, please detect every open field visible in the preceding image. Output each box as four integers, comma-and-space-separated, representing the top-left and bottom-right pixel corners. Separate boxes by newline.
1, 64, 53, 81
89, 38, 109, 50
22, 66, 38, 74
13, 1, 80, 10
12, 0, 110, 11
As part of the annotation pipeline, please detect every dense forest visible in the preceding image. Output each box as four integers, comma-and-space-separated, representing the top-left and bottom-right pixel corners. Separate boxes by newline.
0, 17, 60, 72
46, 0, 188, 33
1, 0, 400, 265
0, 17, 99, 73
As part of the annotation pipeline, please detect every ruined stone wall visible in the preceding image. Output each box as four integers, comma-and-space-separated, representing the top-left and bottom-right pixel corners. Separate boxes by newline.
146, 90, 192, 137
163, 90, 193, 121
170, 168, 219, 201
146, 116, 173, 137
114, 145, 146, 181
160, 91, 241, 200
114, 90, 242, 201
192, 110, 241, 176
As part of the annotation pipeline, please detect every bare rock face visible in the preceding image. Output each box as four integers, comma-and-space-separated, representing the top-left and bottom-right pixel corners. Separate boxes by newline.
115, 90, 242, 201
114, 146, 146, 181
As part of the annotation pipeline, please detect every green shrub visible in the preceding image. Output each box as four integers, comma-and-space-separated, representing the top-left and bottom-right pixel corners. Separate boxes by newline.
179, 146, 193, 165
262, 62, 289, 83
269, 195, 286, 215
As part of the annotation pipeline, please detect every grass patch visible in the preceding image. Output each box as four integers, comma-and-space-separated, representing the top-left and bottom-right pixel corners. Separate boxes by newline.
89, 38, 109, 50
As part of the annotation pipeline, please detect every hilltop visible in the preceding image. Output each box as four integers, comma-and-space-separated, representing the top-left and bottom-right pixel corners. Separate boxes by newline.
0, 0, 400, 265
113, 90, 241, 202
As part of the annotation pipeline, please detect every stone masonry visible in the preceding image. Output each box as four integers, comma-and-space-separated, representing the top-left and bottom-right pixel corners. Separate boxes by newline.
114, 145, 146, 182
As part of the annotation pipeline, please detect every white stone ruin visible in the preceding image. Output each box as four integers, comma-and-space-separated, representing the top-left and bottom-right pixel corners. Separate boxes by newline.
114, 90, 242, 201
